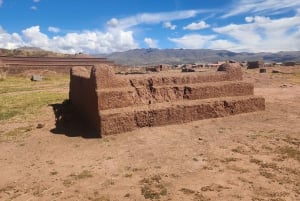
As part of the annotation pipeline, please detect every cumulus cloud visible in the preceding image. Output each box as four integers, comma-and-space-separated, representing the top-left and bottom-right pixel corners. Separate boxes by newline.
0, 25, 138, 54
48, 26, 60, 33
168, 14, 300, 52
183, 20, 210, 30
163, 22, 176, 30
0, 26, 24, 49
245, 16, 254, 23
22, 26, 50, 48
144, 37, 158, 48
223, 0, 300, 18
107, 18, 119, 27
212, 15, 300, 52
169, 34, 216, 49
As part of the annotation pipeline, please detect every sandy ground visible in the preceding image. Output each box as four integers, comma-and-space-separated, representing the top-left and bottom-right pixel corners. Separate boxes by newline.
0, 67, 300, 201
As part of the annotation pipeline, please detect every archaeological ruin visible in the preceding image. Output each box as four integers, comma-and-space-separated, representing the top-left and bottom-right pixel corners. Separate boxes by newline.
0, 56, 113, 74
69, 62, 265, 136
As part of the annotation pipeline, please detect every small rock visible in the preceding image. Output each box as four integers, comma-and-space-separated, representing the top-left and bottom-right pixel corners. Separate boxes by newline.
36, 123, 45, 129
272, 70, 281, 74
280, 84, 288, 88
259, 68, 266, 73
31, 75, 43, 81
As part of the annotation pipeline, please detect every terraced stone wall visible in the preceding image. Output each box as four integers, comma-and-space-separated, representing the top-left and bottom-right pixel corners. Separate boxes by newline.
70, 63, 265, 136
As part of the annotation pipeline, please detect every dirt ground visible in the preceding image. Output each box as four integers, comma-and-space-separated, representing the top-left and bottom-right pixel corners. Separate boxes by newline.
0, 67, 299, 201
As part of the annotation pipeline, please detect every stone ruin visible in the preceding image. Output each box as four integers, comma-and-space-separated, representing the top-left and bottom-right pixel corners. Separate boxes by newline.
69, 63, 265, 136
0, 56, 113, 74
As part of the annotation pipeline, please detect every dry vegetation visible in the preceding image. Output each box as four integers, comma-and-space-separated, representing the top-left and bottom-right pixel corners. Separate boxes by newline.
0, 66, 299, 201
0, 48, 66, 57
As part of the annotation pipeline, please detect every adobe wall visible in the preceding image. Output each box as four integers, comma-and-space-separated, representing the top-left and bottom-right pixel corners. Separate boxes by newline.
0, 56, 113, 74
69, 63, 265, 136
69, 67, 101, 133
100, 96, 265, 135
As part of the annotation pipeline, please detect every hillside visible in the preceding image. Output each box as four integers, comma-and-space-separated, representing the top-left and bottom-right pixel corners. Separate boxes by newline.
98, 49, 300, 66
0, 47, 67, 57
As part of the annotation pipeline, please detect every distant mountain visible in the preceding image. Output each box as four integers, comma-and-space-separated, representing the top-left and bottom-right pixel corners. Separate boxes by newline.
2, 47, 300, 65
97, 49, 300, 66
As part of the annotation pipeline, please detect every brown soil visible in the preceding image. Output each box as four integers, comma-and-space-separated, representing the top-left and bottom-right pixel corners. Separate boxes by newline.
0, 67, 300, 201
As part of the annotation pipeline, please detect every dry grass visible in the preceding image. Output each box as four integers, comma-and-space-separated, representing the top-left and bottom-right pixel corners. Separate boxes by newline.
288, 72, 300, 84
0, 125, 33, 142
140, 175, 168, 200
0, 75, 68, 122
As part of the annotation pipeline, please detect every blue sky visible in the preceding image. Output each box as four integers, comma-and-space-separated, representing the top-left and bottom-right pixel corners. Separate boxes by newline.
0, 0, 300, 54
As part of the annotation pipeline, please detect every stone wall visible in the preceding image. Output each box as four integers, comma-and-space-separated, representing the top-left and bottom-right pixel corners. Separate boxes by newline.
69, 63, 265, 136
0, 56, 113, 74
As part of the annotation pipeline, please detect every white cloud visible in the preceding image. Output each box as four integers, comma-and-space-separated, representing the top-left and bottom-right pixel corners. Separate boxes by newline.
33, 0, 40, 2
0, 26, 24, 49
169, 34, 216, 49
223, 0, 300, 18
22, 26, 50, 48
212, 15, 300, 52
30, 6, 37, 10
0, 0, 3, 7
48, 26, 60, 33
163, 22, 176, 30
107, 18, 119, 27
245, 16, 254, 23
208, 40, 238, 51
169, 14, 300, 52
144, 38, 158, 48
0, 25, 138, 54
107, 9, 211, 29
183, 20, 210, 30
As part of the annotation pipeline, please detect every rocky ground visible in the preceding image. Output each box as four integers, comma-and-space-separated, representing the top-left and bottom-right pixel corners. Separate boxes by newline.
0, 67, 299, 201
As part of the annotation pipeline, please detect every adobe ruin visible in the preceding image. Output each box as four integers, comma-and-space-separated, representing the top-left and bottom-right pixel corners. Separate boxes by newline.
247, 61, 264, 69
0, 56, 113, 74
69, 63, 265, 136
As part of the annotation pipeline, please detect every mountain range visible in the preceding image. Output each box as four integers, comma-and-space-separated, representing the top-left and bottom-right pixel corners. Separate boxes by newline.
1, 47, 300, 66
98, 49, 300, 66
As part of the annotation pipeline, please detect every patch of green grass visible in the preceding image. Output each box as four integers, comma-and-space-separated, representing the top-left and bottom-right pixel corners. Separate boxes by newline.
0, 75, 69, 122
0, 91, 67, 121
0, 75, 69, 94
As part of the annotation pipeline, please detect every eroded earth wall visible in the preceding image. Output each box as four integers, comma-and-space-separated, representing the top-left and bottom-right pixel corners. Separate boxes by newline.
69, 63, 265, 136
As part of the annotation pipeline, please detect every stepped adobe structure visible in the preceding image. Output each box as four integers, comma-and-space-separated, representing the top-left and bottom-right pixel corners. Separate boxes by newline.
69, 63, 265, 136
0, 56, 113, 74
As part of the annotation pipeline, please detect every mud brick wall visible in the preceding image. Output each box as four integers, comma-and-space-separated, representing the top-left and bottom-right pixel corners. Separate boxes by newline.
69, 63, 265, 136
0, 56, 113, 74
69, 67, 101, 133
2, 65, 74, 74
100, 96, 265, 135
